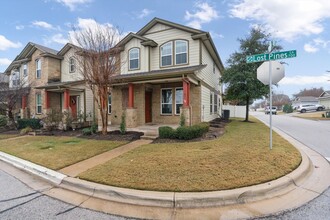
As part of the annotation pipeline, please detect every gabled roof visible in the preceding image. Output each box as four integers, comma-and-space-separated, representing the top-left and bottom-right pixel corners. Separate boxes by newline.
135, 17, 224, 72
319, 91, 330, 98
294, 96, 319, 102
4, 42, 61, 74
116, 33, 158, 48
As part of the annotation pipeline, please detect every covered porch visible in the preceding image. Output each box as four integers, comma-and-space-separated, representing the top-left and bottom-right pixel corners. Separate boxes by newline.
108, 65, 206, 129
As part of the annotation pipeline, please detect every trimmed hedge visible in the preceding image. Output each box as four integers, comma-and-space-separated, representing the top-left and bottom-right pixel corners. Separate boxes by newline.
159, 122, 209, 140
17, 119, 42, 129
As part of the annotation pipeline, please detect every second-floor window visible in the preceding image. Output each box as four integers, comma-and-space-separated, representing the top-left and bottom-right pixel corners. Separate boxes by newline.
175, 40, 188, 65
129, 48, 139, 70
160, 42, 173, 67
23, 63, 28, 77
36, 59, 41, 79
69, 57, 76, 73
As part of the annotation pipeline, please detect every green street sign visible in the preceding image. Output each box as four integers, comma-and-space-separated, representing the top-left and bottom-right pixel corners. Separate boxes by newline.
246, 50, 297, 63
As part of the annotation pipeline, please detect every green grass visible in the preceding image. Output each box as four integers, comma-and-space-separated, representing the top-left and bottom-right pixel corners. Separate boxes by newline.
0, 134, 20, 140
79, 117, 301, 192
294, 111, 330, 120
0, 136, 127, 170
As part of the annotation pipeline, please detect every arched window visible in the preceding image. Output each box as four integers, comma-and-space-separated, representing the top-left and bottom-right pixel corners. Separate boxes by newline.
129, 48, 139, 70
160, 42, 173, 67
69, 57, 76, 73
175, 40, 188, 65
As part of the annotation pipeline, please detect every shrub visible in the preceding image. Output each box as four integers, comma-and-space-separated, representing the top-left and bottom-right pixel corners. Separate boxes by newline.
283, 104, 293, 113
17, 119, 42, 129
159, 126, 176, 139
91, 123, 98, 133
120, 113, 126, 134
20, 126, 33, 135
82, 127, 92, 135
0, 115, 7, 127
43, 109, 63, 130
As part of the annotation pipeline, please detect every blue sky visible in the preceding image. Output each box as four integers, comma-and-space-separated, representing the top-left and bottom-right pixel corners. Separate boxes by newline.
1, 0, 330, 97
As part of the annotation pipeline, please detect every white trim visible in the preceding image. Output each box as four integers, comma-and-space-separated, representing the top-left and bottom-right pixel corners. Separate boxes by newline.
160, 42, 173, 67
129, 48, 140, 70
36, 59, 41, 79
175, 40, 188, 65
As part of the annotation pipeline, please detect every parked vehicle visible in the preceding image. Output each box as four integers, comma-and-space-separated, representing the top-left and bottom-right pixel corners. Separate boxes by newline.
265, 106, 277, 115
297, 104, 325, 113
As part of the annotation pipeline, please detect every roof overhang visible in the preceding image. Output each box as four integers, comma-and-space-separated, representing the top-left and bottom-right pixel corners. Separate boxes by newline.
35, 80, 85, 92
112, 65, 205, 85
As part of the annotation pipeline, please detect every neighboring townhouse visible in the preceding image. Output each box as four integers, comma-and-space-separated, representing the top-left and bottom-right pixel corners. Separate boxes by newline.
292, 96, 319, 109
319, 91, 330, 109
36, 43, 95, 123
4, 42, 95, 124
5, 42, 61, 119
107, 18, 224, 128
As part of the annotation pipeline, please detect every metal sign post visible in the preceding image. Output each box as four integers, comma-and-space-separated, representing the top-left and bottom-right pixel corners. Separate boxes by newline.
246, 41, 297, 150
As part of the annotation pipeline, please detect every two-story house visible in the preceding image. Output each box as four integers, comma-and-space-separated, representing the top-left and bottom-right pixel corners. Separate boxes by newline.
5, 42, 95, 124
106, 18, 224, 128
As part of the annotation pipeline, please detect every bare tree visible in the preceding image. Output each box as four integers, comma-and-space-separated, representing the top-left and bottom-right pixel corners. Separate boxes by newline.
0, 76, 29, 128
71, 23, 123, 135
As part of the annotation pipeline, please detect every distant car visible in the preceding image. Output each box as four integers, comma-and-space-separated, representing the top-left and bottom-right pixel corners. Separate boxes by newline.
265, 106, 277, 115
297, 104, 325, 113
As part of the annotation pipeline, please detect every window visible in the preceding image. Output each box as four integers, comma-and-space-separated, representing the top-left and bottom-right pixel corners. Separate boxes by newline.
12, 70, 20, 87
108, 94, 112, 114
214, 94, 218, 113
23, 63, 28, 77
69, 57, 76, 73
175, 40, 188, 65
210, 92, 213, 114
160, 42, 172, 67
161, 88, 172, 114
129, 48, 139, 70
213, 62, 215, 74
175, 88, 183, 115
36, 94, 42, 114
36, 59, 41, 79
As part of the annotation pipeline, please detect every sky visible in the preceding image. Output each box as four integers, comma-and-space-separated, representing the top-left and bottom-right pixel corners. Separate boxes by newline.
0, 0, 330, 98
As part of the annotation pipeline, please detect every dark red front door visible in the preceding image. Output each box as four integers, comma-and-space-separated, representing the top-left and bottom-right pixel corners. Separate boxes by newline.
145, 91, 152, 123
70, 96, 77, 119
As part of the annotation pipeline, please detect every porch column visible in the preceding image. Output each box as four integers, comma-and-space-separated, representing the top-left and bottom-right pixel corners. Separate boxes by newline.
183, 78, 190, 107
64, 89, 70, 110
45, 91, 50, 109
22, 95, 27, 109
128, 83, 134, 108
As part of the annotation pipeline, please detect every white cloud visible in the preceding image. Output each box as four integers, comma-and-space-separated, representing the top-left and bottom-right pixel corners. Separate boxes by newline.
0, 35, 22, 51
210, 31, 224, 39
0, 58, 12, 66
304, 38, 330, 53
185, 2, 219, 29
137, 8, 153, 19
279, 74, 330, 85
15, 25, 24, 30
32, 21, 54, 30
229, 0, 330, 41
69, 18, 124, 45
43, 33, 68, 45
56, 0, 93, 11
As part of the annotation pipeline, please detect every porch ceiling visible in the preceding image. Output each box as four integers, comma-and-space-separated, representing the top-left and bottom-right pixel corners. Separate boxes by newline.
112, 64, 205, 85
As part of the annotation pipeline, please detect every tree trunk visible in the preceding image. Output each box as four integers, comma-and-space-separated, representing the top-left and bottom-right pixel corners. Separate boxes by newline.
99, 92, 108, 135
245, 97, 250, 122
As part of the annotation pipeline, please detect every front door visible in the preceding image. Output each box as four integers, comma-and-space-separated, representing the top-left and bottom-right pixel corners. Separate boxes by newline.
70, 96, 77, 119
145, 91, 152, 123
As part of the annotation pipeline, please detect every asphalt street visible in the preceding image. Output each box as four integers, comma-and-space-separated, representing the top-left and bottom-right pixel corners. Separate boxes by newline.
252, 112, 330, 220
0, 168, 133, 220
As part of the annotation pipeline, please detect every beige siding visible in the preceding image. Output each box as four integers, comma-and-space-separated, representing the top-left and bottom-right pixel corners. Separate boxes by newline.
197, 43, 221, 91
145, 23, 171, 34
61, 48, 83, 82
120, 38, 147, 74
201, 85, 218, 122
320, 99, 330, 109
145, 27, 200, 71
85, 87, 94, 121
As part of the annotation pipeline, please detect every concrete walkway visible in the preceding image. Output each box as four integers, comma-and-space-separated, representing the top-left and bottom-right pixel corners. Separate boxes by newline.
59, 139, 152, 177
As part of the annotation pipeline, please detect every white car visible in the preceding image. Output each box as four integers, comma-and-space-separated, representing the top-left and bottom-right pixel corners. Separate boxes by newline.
297, 104, 325, 113
265, 106, 277, 115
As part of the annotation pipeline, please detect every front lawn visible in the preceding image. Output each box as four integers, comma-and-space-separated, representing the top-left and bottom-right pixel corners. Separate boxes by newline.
0, 136, 127, 170
294, 111, 330, 120
79, 117, 301, 192
0, 134, 20, 140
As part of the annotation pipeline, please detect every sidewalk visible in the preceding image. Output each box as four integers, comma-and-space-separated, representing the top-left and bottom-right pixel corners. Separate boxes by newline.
0, 128, 330, 219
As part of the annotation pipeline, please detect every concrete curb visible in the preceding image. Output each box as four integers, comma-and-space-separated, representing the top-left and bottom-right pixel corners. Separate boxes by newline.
0, 141, 313, 209
0, 151, 67, 185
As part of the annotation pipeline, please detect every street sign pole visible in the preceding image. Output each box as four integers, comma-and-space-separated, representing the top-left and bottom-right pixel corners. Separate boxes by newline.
269, 41, 273, 150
